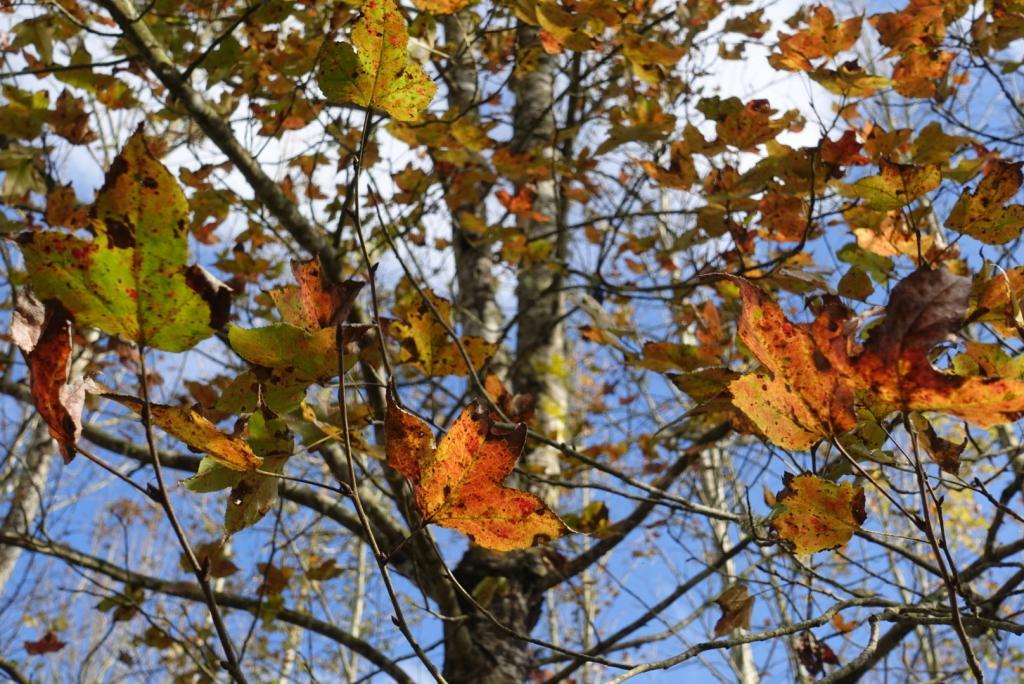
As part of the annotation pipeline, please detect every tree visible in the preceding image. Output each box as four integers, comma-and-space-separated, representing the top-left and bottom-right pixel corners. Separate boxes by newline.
1, 0, 1023, 681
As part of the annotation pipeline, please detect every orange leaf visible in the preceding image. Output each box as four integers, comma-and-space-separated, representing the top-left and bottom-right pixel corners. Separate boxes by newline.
385, 391, 571, 551
728, 282, 858, 450
269, 257, 364, 331
771, 473, 866, 554
770, 6, 861, 72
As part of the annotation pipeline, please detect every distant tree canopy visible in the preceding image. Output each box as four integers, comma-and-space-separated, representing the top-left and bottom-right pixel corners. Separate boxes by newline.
1, 0, 1024, 682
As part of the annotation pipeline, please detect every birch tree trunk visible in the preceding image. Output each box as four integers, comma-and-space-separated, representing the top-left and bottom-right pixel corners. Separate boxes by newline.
442, 21, 568, 683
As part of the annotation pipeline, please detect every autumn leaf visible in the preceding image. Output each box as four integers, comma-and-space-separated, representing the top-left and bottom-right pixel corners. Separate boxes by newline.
714, 584, 755, 636
387, 278, 497, 376
730, 269, 1024, 452
18, 126, 231, 352
411, 0, 474, 14
11, 290, 89, 462
908, 412, 964, 475
728, 282, 858, 451
769, 6, 862, 72
316, 0, 436, 122
385, 390, 571, 551
771, 473, 866, 554
24, 631, 66, 655
842, 160, 941, 210
268, 257, 363, 332
105, 393, 262, 472
945, 160, 1024, 244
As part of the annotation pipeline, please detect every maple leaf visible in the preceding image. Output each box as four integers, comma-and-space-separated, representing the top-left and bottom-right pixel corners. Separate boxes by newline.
842, 160, 941, 210
945, 160, 1024, 244
11, 290, 91, 462
268, 257, 364, 332
385, 391, 571, 551
728, 282, 858, 451
24, 631, 66, 656
769, 6, 862, 72
713, 584, 756, 636
771, 473, 866, 554
316, 0, 436, 122
105, 393, 262, 472
17, 126, 231, 352
730, 269, 1024, 451
387, 278, 497, 377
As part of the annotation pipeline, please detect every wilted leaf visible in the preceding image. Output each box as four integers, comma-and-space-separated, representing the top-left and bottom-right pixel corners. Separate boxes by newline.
411, 0, 474, 13
316, 0, 436, 121
385, 390, 571, 551
18, 127, 231, 352
794, 630, 839, 675
908, 412, 964, 475
25, 631, 66, 655
714, 584, 755, 636
770, 6, 862, 71
12, 290, 88, 462
105, 394, 262, 472
771, 473, 866, 554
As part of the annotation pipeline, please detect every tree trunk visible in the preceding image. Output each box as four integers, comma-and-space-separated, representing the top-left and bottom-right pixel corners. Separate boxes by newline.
442, 21, 567, 684
0, 417, 54, 592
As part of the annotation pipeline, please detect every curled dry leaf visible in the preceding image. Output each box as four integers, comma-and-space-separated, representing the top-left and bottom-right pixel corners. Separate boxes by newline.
385, 389, 571, 551
24, 631, 66, 655
714, 584, 755, 636
771, 473, 866, 555
11, 290, 89, 462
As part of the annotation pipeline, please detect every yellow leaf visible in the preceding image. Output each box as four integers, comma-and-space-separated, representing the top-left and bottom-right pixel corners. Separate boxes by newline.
771, 473, 866, 554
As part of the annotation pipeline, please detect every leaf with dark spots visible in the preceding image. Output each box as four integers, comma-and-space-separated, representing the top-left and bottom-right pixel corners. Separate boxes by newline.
385, 391, 572, 551
771, 473, 866, 554
184, 265, 232, 330
268, 257, 364, 331
105, 393, 262, 472
17, 126, 231, 352
946, 160, 1024, 244
11, 289, 87, 462
730, 268, 1024, 452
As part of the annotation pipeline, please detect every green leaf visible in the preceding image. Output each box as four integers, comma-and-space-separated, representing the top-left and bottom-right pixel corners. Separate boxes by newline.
225, 456, 286, 536
18, 127, 231, 352
316, 0, 436, 121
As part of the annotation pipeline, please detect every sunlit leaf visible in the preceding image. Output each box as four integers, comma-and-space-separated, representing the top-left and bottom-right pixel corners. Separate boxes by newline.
18, 127, 231, 352
317, 0, 436, 121
385, 391, 571, 551
771, 473, 866, 554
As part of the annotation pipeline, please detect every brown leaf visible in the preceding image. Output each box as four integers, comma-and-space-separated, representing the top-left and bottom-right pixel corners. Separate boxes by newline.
794, 630, 839, 675
771, 473, 866, 554
714, 584, 756, 636
25, 631, 66, 655
12, 290, 85, 462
